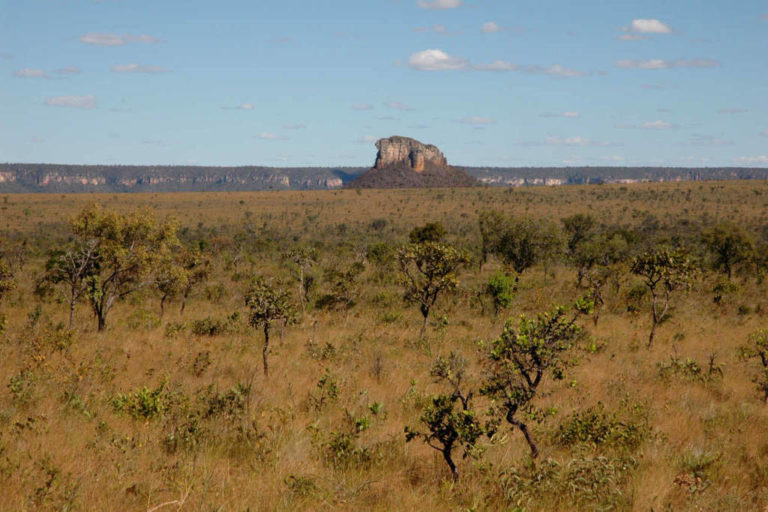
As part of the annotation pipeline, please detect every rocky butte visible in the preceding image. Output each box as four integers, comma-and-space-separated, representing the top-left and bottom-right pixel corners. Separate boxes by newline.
348, 136, 478, 189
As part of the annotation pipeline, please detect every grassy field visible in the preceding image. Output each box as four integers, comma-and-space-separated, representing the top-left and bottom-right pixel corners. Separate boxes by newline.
1, 181, 768, 511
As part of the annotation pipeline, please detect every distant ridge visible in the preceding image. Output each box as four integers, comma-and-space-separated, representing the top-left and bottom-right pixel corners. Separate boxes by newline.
0, 162, 766, 193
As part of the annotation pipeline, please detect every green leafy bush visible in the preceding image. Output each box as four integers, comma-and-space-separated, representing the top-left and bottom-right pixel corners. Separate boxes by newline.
555, 403, 651, 452
112, 380, 168, 420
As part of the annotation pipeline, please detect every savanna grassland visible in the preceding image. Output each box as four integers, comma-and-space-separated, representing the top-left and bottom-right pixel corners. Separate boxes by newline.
2, 181, 768, 511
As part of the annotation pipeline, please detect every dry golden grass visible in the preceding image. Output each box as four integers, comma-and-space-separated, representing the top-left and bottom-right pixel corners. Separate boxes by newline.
1, 181, 768, 511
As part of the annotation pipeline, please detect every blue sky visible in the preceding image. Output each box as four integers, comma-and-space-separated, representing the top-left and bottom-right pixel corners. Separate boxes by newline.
1, 0, 767, 167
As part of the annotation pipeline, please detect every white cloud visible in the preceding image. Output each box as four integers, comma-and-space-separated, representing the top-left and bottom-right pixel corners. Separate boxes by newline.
55, 67, 82, 75
615, 120, 677, 130
14, 68, 47, 78
543, 64, 585, 77
616, 58, 720, 69
619, 34, 649, 41
257, 132, 287, 140
45, 94, 97, 109
124, 34, 159, 43
628, 19, 672, 34
221, 103, 255, 110
482, 22, 504, 33
735, 155, 768, 164
407, 50, 587, 78
458, 116, 495, 125
417, 0, 462, 9
473, 60, 517, 71
541, 111, 580, 118
407, 49, 467, 71
80, 33, 159, 46
356, 135, 378, 144
283, 123, 306, 130
111, 64, 167, 73
385, 101, 414, 111
81, 33, 124, 46
352, 103, 373, 111
547, 136, 591, 146
761, 130, 768, 137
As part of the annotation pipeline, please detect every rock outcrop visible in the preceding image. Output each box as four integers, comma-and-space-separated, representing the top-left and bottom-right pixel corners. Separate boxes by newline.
374, 136, 447, 172
349, 136, 477, 189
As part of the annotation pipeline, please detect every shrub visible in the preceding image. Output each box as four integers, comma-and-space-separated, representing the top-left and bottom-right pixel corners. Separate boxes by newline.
126, 308, 162, 330
555, 403, 651, 452
496, 455, 638, 510
9, 369, 37, 406
112, 380, 168, 420
190, 313, 239, 336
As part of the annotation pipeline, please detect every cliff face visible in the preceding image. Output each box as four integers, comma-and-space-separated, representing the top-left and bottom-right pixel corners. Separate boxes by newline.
0, 164, 358, 193
374, 136, 447, 172
349, 136, 478, 189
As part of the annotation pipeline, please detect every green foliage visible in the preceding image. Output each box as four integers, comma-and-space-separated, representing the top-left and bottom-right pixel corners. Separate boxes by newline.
409, 222, 446, 244
315, 260, 365, 310
496, 455, 638, 510
630, 247, 696, 347
657, 353, 723, 383
486, 272, 516, 315
562, 213, 596, 254
398, 241, 469, 338
190, 313, 239, 336
703, 222, 755, 279
405, 353, 484, 480
308, 369, 340, 411
68, 203, 182, 330
111, 379, 168, 420
479, 212, 563, 273
482, 303, 588, 457
9, 369, 37, 406
555, 403, 651, 452
245, 276, 294, 376
738, 328, 768, 403
245, 277, 294, 330
366, 242, 395, 267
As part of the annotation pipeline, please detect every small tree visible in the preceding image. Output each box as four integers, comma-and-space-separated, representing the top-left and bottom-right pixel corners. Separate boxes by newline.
479, 213, 563, 274
703, 222, 755, 280
485, 272, 516, 316
630, 248, 695, 348
481, 301, 591, 458
561, 213, 596, 255
738, 329, 768, 405
179, 249, 210, 314
69, 204, 181, 331
405, 353, 484, 480
286, 247, 318, 313
155, 256, 190, 317
41, 240, 98, 329
409, 222, 446, 244
398, 242, 469, 339
245, 277, 294, 377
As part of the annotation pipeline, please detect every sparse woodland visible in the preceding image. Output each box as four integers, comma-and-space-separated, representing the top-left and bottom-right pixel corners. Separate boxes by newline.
2, 181, 768, 511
